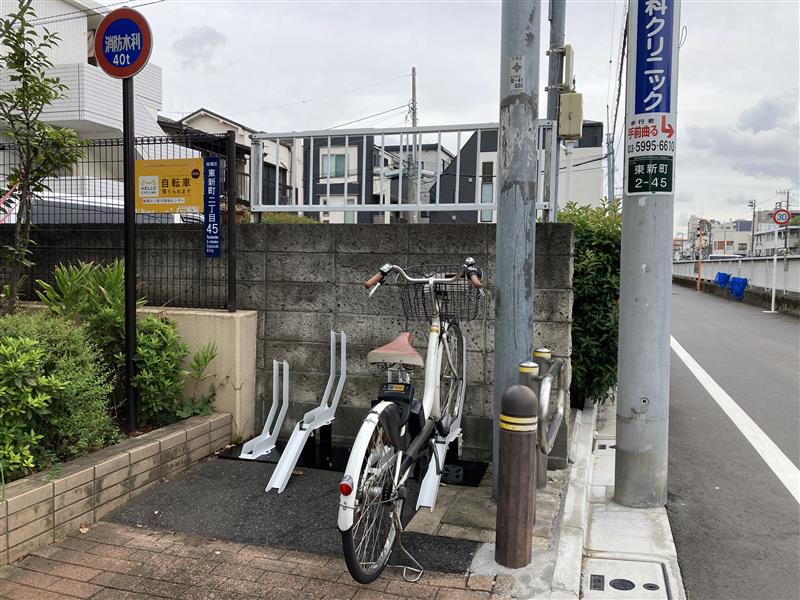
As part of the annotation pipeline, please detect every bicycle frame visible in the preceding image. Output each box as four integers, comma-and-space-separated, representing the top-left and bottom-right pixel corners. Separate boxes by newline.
338, 282, 453, 532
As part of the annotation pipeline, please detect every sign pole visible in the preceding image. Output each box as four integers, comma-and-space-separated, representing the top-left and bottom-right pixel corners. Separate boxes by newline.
94, 6, 152, 431
769, 227, 778, 312
123, 76, 138, 430
615, 0, 681, 508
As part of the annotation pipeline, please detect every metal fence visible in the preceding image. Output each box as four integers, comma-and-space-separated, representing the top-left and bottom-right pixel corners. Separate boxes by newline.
0, 132, 239, 309
249, 121, 559, 224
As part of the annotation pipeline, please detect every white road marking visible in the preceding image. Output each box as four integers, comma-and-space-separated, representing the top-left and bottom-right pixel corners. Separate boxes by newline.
671, 335, 800, 504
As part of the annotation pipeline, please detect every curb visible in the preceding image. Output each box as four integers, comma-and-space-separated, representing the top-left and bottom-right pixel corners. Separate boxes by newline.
549, 404, 597, 599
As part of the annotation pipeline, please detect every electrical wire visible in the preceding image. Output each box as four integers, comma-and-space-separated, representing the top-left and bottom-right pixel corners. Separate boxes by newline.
327, 104, 409, 130
30, 0, 166, 26
225, 73, 411, 116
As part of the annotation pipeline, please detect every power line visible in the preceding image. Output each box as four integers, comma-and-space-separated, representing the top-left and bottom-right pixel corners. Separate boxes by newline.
30, 0, 166, 27
224, 73, 412, 116
327, 104, 409, 130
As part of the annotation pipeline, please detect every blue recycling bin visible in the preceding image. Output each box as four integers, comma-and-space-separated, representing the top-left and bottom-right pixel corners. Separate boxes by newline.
727, 277, 748, 301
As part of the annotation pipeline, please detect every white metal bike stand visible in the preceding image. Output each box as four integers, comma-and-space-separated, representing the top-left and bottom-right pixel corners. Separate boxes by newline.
417, 330, 467, 511
266, 331, 347, 493
239, 360, 290, 460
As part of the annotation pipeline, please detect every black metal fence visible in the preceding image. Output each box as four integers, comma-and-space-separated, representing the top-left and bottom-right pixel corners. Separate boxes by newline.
0, 132, 239, 310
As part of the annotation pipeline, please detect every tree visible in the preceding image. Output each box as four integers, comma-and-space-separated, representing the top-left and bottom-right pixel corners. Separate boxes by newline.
0, 0, 84, 314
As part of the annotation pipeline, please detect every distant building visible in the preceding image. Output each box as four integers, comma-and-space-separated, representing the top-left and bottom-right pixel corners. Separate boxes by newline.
0, 0, 163, 139
429, 121, 604, 224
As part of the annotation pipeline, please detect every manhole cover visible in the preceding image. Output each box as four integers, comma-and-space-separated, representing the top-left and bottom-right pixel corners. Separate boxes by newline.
610, 579, 635, 591
582, 558, 670, 599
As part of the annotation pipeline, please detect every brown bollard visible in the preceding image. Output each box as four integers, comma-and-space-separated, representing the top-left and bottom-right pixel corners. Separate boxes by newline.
495, 366, 539, 569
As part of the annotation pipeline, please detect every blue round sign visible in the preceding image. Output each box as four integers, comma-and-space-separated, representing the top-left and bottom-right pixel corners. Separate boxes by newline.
94, 8, 152, 79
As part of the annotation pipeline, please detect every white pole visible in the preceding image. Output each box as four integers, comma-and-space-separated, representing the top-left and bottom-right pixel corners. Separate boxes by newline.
769, 227, 778, 312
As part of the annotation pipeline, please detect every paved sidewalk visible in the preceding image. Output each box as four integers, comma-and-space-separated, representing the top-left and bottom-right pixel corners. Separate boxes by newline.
579, 403, 686, 600
0, 521, 517, 600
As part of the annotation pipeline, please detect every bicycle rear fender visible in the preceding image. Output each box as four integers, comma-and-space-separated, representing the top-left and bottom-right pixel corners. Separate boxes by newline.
337, 400, 394, 532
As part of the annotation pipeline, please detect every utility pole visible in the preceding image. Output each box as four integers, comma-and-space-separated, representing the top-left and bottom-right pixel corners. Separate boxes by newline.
615, 0, 681, 508
408, 66, 419, 224
493, 0, 541, 499
543, 0, 565, 222
777, 189, 790, 255
606, 133, 614, 202
748, 199, 757, 256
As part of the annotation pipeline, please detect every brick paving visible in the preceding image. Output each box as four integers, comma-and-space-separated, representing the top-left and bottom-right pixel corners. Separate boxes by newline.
0, 522, 516, 600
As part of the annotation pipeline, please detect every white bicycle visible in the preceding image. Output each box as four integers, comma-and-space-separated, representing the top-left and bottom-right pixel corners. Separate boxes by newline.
337, 258, 484, 583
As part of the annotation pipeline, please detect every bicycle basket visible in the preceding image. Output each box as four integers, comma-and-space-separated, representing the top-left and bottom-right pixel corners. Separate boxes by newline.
396, 264, 483, 324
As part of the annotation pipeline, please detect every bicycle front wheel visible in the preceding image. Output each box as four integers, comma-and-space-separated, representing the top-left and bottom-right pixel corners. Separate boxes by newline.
440, 322, 465, 430
341, 418, 401, 583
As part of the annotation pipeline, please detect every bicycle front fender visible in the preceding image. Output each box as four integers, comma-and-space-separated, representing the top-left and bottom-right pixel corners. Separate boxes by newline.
337, 400, 394, 532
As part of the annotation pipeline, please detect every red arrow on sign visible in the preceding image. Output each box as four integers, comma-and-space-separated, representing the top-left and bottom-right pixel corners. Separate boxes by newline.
661, 115, 674, 139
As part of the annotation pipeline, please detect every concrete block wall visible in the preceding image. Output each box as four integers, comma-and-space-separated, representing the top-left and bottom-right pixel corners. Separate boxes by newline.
0, 413, 231, 566
235, 224, 573, 463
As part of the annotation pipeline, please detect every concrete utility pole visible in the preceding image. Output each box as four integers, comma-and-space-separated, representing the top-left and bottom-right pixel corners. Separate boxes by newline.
748, 199, 757, 256
493, 0, 542, 498
606, 133, 614, 202
615, 0, 681, 508
543, 0, 565, 222
411, 66, 418, 128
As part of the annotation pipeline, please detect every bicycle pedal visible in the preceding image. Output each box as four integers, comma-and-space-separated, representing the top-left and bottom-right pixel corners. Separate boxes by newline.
397, 485, 408, 500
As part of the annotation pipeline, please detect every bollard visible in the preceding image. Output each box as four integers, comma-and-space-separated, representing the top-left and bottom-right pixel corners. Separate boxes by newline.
532, 348, 552, 490
517, 361, 540, 524
495, 370, 538, 569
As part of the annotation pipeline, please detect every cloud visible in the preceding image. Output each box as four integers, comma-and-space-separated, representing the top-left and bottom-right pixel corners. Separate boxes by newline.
171, 26, 227, 71
687, 91, 800, 183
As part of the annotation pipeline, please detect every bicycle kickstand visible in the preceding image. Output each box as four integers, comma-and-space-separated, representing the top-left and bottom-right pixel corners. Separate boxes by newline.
387, 512, 424, 583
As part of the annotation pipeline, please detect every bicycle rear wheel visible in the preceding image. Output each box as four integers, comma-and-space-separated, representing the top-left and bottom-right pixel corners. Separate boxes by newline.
341, 419, 401, 583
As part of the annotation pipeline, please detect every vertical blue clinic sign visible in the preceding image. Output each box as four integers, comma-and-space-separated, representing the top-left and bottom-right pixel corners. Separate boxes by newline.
204, 158, 221, 258
634, 0, 674, 114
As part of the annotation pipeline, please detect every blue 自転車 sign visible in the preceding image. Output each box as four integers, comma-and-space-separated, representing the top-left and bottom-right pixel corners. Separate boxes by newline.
204, 158, 221, 258
635, 0, 675, 114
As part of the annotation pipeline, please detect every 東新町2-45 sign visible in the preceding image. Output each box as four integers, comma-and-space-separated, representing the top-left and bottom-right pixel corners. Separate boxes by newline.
94, 8, 152, 79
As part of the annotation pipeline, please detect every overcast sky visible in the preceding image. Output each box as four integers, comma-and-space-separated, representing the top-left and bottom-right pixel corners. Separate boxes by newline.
132, 0, 799, 234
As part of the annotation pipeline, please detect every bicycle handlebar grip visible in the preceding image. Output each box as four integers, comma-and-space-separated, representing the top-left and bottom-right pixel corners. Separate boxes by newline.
364, 272, 385, 289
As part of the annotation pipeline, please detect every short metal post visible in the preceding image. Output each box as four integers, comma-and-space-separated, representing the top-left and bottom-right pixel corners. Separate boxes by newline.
226, 130, 237, 312
518, 361, 540, 521
532, 348, 552, 490
495, 373, 538, 569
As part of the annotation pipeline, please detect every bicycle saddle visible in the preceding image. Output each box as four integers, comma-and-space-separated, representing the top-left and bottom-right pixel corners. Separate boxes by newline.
367, 332, 424, 367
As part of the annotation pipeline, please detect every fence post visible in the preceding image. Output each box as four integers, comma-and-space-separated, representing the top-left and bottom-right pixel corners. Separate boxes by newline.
227, 130, 237, 312
495, 375, 538, 568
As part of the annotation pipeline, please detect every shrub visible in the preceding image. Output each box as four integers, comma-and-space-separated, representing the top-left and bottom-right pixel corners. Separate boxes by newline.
558, 200, 622, 405
127, 315, 190, 427
0, 336, 61, 479
258, 212, 319, 225
0, 312, 118, 464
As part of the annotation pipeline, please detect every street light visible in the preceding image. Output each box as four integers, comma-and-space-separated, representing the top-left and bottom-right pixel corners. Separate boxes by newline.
747, 199, 757, 256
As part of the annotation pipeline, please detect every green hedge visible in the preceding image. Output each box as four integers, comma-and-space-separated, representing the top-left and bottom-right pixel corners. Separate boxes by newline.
0, 312, 119, 479
558, 201, 622, 405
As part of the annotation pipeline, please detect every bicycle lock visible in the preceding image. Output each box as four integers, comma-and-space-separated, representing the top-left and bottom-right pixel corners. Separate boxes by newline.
495, 361, 539, 568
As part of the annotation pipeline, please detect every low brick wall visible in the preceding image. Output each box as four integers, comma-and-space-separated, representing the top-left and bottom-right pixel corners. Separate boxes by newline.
0, 413, 232, 566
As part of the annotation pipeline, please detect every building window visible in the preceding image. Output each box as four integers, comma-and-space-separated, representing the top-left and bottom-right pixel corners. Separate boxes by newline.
321, 154, 346, 178
320, 196, 357, 224
738, 243, 748, 252
480, 161, 494, 223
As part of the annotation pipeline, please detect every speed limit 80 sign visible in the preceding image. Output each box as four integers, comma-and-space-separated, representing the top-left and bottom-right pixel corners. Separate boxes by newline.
94, 8, 152, 79
772, 208, 791, 226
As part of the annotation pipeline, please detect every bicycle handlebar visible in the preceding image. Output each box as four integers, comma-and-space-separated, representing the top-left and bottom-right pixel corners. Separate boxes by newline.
364, 260, 484, 291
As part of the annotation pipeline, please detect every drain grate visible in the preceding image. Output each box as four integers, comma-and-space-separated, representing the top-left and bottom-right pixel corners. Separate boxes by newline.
582, 558, 670, 599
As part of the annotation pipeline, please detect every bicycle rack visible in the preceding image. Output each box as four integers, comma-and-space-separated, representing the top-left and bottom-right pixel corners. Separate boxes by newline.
266, 330, 347, 493
416, 330, 467, 511
239, 360, 289, 460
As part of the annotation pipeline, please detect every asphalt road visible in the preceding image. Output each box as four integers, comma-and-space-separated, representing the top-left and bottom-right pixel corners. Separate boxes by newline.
668, 286, 800, 600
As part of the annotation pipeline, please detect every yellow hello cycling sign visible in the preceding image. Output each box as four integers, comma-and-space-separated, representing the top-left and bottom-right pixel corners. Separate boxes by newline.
135, 158, 204, 214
